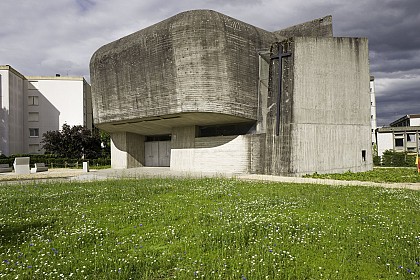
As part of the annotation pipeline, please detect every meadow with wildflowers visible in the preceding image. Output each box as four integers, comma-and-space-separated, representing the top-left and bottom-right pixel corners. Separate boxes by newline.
305, 167, 420, 183
1, 178, 420, 279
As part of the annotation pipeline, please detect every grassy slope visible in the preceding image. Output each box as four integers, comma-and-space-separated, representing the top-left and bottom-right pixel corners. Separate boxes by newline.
1, 178, 420, 279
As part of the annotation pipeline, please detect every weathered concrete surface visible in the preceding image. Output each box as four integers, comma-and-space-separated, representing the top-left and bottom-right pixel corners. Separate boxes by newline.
263, 37, 371, 176
274, 15, 333, 38
111, 132, 145, 168
170, 133, 266, 174
90, 10, 277, 135
90, 10, 372, 175
171, 135, 250, 173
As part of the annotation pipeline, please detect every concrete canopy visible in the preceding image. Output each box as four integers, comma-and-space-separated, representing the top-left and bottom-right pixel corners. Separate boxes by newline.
98, 112, 254, 136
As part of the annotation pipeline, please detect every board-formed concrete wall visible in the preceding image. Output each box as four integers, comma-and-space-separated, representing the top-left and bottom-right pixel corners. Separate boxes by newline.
263, 37, 372, 176
90, 10, 277, 132
171, 134, 264, 173
274, 15, 333, 38
171, 135, 250, 173
292, 37, 371, 175
111, 132, 145, 169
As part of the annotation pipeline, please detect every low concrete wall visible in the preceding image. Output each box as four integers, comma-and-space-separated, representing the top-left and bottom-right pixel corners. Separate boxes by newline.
170, 135, 251, 173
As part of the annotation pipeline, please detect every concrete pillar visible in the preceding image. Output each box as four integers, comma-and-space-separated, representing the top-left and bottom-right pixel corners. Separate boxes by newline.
83, 161, 89, 172
171, 126, 196, 149
110, 132, 145, 169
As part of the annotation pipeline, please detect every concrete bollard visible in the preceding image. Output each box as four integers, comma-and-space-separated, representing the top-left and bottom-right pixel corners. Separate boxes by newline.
83, 161, 89, 172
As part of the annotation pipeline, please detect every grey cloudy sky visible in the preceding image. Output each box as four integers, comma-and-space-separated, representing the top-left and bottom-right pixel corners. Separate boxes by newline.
1, 0, 419, 126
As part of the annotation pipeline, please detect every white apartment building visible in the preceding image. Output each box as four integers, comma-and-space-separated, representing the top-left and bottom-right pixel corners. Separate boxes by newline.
376, 114, 420, 157
0, 65, 92, 155
370, 76, 377, 145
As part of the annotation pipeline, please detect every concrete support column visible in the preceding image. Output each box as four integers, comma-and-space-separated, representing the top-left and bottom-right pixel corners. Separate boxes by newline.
171, 126, 196, 149
110, 132, 145, 169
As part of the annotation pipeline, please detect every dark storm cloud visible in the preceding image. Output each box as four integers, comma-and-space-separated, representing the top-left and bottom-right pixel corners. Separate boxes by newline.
370, 51, 420, 74
75, 0, 96, 12
328, 0, 420, 126
377, 84, 420, 126
0, 0, 418, 125
330, 0, 420, 71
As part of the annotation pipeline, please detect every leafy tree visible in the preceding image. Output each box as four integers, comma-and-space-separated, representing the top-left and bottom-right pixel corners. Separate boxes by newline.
99, 130, 111, 158
42, 124, 103, 159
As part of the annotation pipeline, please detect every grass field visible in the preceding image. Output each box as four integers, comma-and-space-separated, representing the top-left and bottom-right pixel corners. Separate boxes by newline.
305, 167, 420, 183
1, 177, 420, 279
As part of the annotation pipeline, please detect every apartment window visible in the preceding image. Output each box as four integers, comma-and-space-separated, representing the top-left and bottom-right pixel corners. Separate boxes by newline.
29, 128, 39, 137
28, 96, 39, 106
407, 134, 416, 142
28, 112, 39, 122
394, 138, 404, 147
29, 144, 39, 154
361, 150, 366, 162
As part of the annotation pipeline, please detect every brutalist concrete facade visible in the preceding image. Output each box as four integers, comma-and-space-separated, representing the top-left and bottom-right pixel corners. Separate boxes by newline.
90, 10, 372, 175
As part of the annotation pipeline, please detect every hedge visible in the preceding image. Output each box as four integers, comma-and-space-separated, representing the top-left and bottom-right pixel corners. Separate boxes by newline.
0, 154, 110, 168
378, 150, 417, 167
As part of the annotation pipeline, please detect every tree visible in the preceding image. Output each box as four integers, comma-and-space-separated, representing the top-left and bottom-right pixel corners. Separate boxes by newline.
99, 130, 111, 158
42, 124, 103, 159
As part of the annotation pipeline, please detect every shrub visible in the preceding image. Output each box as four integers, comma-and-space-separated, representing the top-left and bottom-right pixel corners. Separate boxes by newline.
373, 155, 381, 166
0, 154, 110, 168
380, 150, 416, 167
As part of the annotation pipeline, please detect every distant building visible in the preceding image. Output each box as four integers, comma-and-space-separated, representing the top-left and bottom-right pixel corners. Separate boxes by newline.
0, 65, 92, 155
370, 76, 377, 145
376, 114, 420, 156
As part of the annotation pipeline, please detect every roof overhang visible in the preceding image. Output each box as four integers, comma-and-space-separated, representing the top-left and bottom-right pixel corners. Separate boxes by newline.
96, 112, 255, 135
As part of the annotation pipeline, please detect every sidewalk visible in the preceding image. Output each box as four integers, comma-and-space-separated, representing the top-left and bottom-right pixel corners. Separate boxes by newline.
1, 167, 420, 191
238, 174, 420, 191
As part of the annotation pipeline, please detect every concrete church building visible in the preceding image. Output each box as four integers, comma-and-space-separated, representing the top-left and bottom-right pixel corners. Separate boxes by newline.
90, 10, 372, 176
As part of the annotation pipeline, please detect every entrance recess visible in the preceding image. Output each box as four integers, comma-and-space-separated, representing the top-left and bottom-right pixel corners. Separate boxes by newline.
144, 141, 171, 167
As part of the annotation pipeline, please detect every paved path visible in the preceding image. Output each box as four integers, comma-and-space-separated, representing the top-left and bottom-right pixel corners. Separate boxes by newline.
239, 174, 420, 191
1, 167, 420, 190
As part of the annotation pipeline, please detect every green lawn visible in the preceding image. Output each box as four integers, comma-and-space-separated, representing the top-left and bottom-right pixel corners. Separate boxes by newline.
305, 167, 420, 183
1, 178, 420, 279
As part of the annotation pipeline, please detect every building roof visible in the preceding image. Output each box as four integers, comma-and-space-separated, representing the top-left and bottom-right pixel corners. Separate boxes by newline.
0, 65, 25, 79
26, 76, 85, 81
377, 126, 420, 133
1, 65, 88, 83
389, 114, 420, 127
